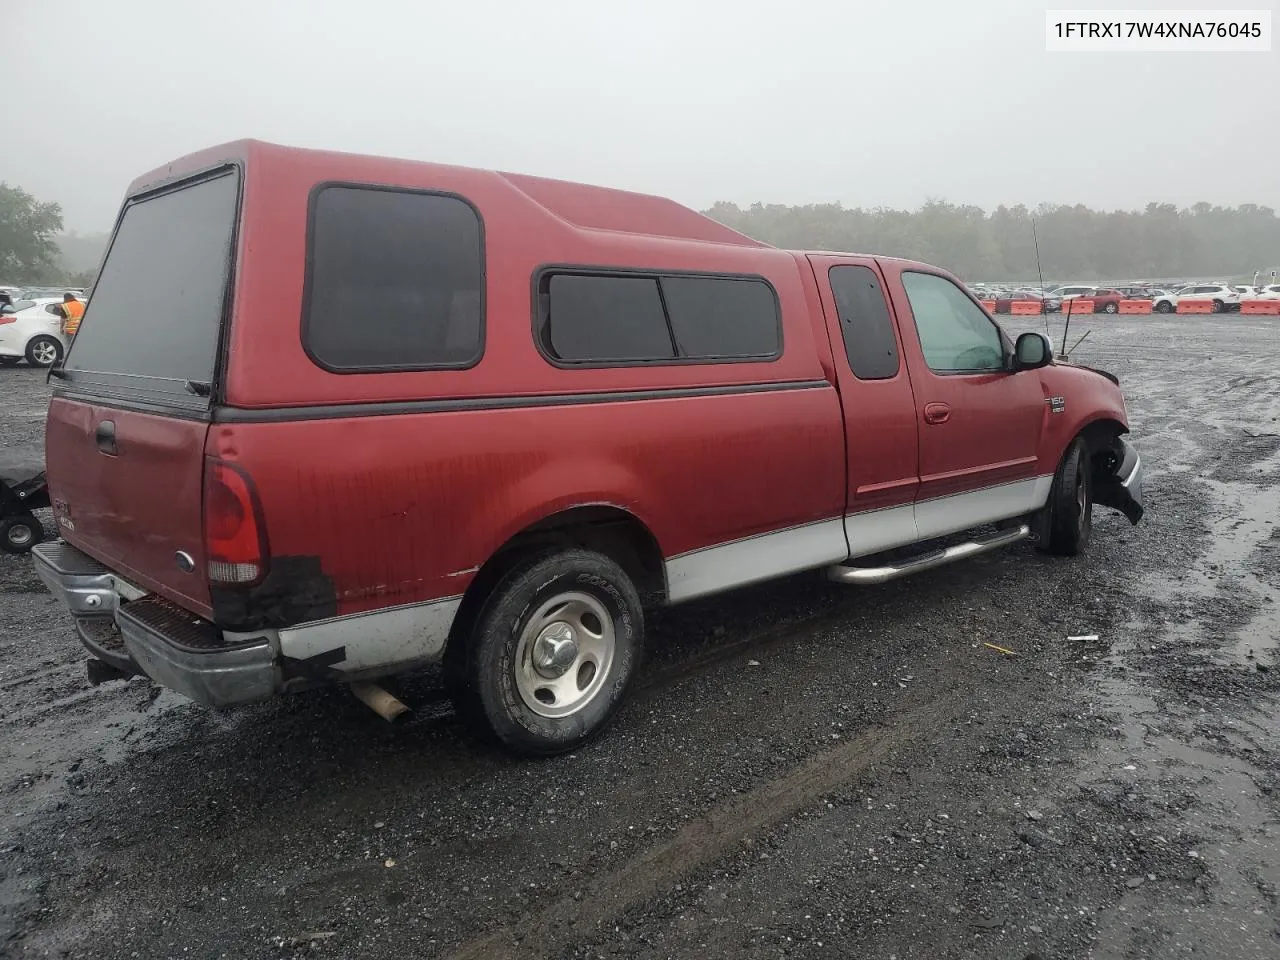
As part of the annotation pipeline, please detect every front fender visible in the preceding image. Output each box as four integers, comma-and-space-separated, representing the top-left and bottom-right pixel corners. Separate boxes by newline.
1036, 364, 1129, 462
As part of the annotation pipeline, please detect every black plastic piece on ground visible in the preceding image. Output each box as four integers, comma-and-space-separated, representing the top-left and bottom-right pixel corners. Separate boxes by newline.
85, 657, 133, 686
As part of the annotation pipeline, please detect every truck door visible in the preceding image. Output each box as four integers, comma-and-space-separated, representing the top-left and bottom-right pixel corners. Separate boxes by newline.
807, 256, 921, 558
879, 262, 1048, 541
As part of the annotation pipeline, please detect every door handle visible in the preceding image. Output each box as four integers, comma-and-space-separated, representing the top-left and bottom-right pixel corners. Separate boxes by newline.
923, 402, 951, 425
95, 419, 117, 455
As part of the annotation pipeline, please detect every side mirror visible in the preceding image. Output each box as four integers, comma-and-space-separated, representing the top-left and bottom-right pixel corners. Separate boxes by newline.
1014, 332, 1053, 371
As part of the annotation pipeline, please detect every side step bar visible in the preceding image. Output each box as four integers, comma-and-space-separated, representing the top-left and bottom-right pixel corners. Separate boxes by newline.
826, 524, 1031, 586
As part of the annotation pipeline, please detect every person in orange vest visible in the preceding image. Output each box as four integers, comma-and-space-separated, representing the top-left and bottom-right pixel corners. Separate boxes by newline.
56, 293, 85, 337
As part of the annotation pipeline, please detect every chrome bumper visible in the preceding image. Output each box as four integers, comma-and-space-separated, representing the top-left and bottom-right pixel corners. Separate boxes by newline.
31, 542, 277, 707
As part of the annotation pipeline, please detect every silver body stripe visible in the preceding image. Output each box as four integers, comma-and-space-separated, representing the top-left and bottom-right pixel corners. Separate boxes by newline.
279, 475, 1055, 675
278, 595, 463, 676
666, 518, 849, 604
668, 474, 1055, 604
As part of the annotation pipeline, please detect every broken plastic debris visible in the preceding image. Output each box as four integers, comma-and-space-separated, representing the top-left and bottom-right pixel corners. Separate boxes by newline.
1068, 634, 1099, 642
384, 858, 396, 868
746, 659, 761, 667
982, 642, 1017, 656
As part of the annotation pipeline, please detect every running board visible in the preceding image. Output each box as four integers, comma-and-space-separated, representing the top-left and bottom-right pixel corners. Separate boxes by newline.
826, 524, 1031, 585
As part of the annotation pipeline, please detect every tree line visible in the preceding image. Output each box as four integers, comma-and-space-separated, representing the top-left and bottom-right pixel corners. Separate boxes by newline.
703, 200, 1280, 282
5, 180, 1279, 288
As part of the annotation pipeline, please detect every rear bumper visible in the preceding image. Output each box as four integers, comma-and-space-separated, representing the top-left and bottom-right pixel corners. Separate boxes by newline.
31, 542, 276, 707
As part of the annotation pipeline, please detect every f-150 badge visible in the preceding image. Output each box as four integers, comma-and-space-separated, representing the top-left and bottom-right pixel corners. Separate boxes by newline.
1046, 396, 1066, 413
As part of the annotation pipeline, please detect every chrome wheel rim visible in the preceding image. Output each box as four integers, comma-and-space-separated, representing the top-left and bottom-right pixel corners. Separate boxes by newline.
31, 341, 57, 365
513, 591, 615, 719
7, 524, 33, 547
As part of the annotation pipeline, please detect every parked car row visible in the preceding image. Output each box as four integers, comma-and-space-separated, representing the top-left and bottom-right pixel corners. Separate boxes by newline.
0, 285, 85, 308
970, 280, 1280, 315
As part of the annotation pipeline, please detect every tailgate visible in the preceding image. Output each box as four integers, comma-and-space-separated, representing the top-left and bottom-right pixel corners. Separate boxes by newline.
46, 399, 212, 615
44, 165, 242, 619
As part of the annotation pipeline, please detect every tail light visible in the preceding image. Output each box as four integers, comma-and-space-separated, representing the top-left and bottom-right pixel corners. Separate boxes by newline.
0, 316, 15, 325
203, 458, 269, 585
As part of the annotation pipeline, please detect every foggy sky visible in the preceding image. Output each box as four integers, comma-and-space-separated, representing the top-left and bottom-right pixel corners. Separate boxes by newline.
7, 0, 1278, 232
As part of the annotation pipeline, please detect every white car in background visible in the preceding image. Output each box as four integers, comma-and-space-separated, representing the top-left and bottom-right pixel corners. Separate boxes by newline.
1151, 284, 1240, 314
1256, 284, 1280, 300
1043, 285, 1096, 312
0, 297, 71, 367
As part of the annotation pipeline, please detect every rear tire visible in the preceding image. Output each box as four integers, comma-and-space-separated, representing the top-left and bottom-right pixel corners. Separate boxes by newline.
1103, 302, 1118, 314
1, 513, 44, 554
25, 336, 63, 368
1212, 299, 1224, 314
452, 549, 644, 757
1155, 300, 1173, 314
1036, 438, 1093, 557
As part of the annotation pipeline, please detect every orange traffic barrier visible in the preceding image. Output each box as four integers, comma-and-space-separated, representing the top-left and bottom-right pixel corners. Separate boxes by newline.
1118, 299, 1152, 314
1240, 299, 1280, 315
1010, 300, 1042, 315
979, 299, 996, 313
1063, 299, 1094, 315
1177, 298, 1214, 314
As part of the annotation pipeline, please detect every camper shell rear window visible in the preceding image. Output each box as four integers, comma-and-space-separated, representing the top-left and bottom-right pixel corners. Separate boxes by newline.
60, 167, 241, 407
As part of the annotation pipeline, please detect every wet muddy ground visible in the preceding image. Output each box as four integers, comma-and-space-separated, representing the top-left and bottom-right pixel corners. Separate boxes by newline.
1, 314, 1278, 959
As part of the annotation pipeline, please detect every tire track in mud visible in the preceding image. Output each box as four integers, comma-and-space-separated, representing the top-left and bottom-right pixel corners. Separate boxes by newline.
447, 684, 970, 960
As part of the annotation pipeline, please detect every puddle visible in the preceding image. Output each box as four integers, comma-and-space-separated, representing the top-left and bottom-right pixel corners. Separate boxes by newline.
1081, 621, 1280, 959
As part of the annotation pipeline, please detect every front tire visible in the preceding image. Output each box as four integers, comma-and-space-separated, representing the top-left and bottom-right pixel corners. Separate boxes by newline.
1036, 438, 1093, 556
1, 513, 45, 554
25, 336, 63, 368
1212, 299, 1224, 314
1103, 301, 1118, 314
1155, 300, 1173, 314
453, 549, 644, 757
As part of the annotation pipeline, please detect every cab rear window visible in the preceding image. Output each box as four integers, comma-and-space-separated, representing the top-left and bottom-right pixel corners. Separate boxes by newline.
62, 169, 240, 403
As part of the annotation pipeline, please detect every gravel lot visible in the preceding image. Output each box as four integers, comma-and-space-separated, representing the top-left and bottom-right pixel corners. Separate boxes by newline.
2, 314, 1279, 959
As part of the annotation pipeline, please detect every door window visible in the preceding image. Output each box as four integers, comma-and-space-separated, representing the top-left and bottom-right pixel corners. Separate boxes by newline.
828, 265, 899, 379
902, 271, 1006, 374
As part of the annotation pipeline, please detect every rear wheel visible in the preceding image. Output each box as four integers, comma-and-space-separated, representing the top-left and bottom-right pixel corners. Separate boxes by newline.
1103, 301, 1118, 314
1, 513, 44, 554
1155, 300, 1174, 314
1036, 438, 1093, 556
452, 549, 644, 756
1212, 299, 1224, 314
25, 336, 63, 368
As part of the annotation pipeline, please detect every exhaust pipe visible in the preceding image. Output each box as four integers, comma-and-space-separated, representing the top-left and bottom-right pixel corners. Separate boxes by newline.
349, 682, 411, 722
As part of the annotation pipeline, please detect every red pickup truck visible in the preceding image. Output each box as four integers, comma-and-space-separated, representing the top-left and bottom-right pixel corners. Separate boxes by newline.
32, 141, 1144, 756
